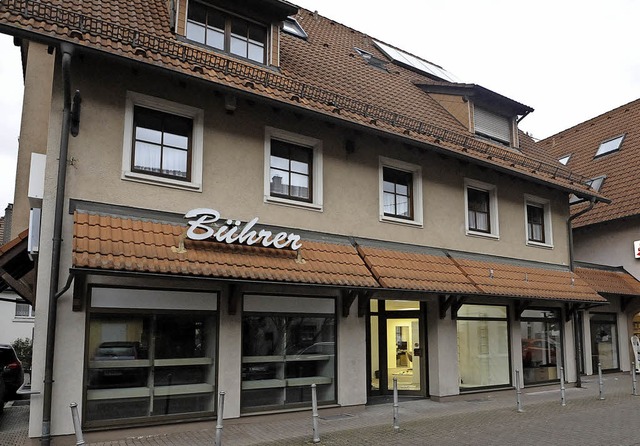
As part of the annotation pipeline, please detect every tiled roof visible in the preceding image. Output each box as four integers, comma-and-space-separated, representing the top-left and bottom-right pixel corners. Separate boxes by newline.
0, 0, 605, 201
356, 241, 606, 303
72, 211, 379, 288
540, 98, 640, 227
73, 211, 609, 303
575, 263, 640, 296
0, 228, 28, 254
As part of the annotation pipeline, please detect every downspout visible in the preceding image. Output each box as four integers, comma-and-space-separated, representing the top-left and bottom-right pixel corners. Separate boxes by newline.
568, 197, 596, 388
41, 43, 74, 446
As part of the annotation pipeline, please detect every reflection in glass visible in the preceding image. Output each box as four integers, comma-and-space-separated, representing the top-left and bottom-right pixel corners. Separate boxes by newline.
520, 309, 560, 384
590, 313, 619, 370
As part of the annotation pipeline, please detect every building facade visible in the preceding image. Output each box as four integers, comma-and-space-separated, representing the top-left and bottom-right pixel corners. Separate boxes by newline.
0, 0, 632, 443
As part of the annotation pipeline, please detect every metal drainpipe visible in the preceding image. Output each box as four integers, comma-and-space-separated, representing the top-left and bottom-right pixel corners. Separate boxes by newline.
41, 42, 74, 446
568, 197, 596, 388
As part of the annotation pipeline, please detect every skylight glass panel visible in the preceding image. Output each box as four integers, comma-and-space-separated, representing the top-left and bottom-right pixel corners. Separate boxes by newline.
558, 155, 571, 165
372, 40, 458, 83
595, 135, 624, 157
282, 17, 307, 39
587, 175, 605, 192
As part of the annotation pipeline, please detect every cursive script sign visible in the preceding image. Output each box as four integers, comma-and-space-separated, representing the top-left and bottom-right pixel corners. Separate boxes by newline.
184, 208, 302, 250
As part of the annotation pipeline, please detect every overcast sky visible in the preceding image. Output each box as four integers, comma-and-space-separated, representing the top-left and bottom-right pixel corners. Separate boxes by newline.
1, 0, 640, 219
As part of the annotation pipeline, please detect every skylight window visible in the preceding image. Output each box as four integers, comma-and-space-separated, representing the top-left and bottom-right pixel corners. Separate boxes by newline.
354, 47, 388, 70
282, 17, 307, 39
595, 135, 624, 158
372, 40, 458, 82
558, 154, 571, 165
569, 175, 606, 204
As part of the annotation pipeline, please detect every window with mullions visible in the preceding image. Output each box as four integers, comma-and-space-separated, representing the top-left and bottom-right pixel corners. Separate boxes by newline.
467, 188, 490, 233
187, 2, 267, 64
269, 139, 312, 202
526, 204, 545, 243
383, 167, 413, 219
132, 106, 192, 180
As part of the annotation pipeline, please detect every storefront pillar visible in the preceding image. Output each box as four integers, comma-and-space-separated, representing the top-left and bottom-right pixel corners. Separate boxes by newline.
337, 295, 367, 406
217, 291, 242, 418
426, 301, 459, 398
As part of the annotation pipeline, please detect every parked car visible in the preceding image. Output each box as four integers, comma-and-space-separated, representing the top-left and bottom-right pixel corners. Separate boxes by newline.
0, 344, 24, 400
0, 373, 6, 415
90, 341, 146, 388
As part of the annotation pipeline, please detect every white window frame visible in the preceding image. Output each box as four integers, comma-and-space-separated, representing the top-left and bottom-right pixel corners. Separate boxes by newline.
264, 127, 323, 211
464, 178, 499, 239
15, 302, 35, 319
524, 194, 553, 248
378, 156, 423, 227
122, 91, 204, 191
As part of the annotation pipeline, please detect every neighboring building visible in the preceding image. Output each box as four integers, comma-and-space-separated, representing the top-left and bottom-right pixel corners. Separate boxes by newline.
0, 0, 632, 443
541, 98, 640, 374
0, 289, 35, 345
2, 203, 14, 245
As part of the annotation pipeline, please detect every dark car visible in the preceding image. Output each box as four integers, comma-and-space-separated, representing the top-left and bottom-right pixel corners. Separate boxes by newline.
0, 344, 24, 400
90, 341, 146, 388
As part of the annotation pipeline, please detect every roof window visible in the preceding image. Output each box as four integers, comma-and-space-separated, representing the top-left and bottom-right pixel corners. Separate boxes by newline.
282, 17, 307, 39
372, 40, 458, 82
595, 135, 624, 158
474, 107, 512, 146
570, 175, 606, 204
354, 48, 388, 70
558, 154, 571, 165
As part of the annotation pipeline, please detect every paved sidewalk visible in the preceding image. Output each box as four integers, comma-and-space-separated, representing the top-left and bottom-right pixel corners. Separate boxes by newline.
3, 373, 640, 446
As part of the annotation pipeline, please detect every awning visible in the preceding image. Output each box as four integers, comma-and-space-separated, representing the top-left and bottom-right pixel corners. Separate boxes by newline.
574, 262, 640, 297
355, 239, 606, 304
72, 211, 379, 288
0, 229, 36, 305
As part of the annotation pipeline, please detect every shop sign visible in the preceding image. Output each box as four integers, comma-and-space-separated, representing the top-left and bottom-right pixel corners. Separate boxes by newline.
184, 208, 302, 250
635, 240, 640, 259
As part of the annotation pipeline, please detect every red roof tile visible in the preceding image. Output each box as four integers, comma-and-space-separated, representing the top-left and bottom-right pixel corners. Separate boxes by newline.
72, 211, 379, 288
0, 0, 606, 202
575, 264, 640, 296
540, 98, 640, 227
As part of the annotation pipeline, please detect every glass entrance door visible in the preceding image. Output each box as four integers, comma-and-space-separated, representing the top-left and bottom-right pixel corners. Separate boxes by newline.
369, 300, 424, 396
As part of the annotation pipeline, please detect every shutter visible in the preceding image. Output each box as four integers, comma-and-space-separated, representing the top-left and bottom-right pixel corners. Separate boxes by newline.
474, 107, 511, 144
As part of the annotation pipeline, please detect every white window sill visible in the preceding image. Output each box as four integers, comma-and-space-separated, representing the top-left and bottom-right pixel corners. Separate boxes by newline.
380, 215, 423, 228
465, 230, 500, 240
122, 171, 202, 192
13, 317, 35, 323
526, 240, 554, 249
264, 195, 323, 212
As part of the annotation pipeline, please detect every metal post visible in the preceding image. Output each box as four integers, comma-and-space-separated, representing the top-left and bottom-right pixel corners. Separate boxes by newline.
69, 403, 85, 446
560, 366, 566, 406
597, 362, 605, 400
515, 369, 523, 413
392, 376, 399, 432
632, 362, 638, 396
215, 391, 225, 446
311, 384, 320, 443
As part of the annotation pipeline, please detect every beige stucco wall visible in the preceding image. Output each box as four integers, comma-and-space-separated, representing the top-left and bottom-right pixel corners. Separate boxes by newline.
57, 53, 571, 266
11, 42, 55, 236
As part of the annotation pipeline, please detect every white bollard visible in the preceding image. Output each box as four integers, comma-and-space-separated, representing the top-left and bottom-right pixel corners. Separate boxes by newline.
215, 391, 225, 446
69, 402, 85, 446
515, 369, 524, 413
632, 362, 638, 396
393, 376, 399, 432
560, 366, 566, 406
311, 384, 321, 443
597, 362, 605, 400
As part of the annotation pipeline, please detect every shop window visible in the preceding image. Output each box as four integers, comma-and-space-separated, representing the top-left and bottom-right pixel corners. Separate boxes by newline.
456, 304, 509, 389
520, 309, 561, 385
241, 295, 336, 413
379, 157, 423, 226
590, 312, 619, 371
85, 288, 217, 427
465, 179, 499, 238
264, 127, 323, 210
186, 2, 268, 64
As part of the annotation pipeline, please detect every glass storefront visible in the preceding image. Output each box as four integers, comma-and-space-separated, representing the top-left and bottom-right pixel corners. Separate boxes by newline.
85, 288, 217, 426
590, 313, 619, 371
241, 295, 336, 412
457, 304, 510, 389
520, 309, 561, 384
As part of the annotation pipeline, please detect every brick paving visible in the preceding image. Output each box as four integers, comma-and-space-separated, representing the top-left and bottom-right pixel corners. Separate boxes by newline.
3, 374, 640, 446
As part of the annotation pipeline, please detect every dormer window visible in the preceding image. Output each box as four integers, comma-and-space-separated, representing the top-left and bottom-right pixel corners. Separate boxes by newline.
474, 107, 512, 146
187, 2, 268, 64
